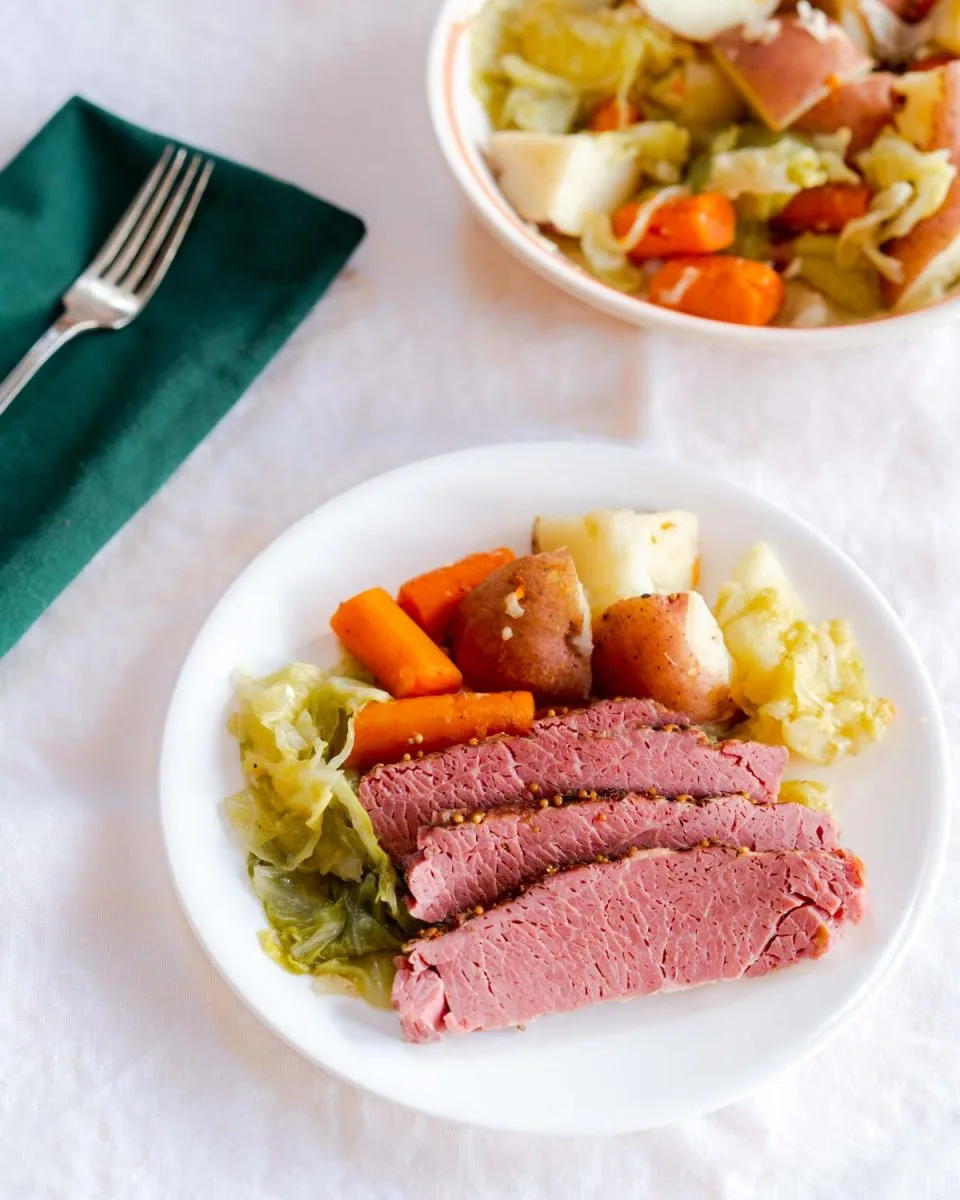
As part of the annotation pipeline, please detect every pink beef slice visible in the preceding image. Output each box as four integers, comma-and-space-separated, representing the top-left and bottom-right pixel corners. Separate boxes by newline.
404, 794, 840, 923
393, 846, 866, 1042
359, 699, 787, 859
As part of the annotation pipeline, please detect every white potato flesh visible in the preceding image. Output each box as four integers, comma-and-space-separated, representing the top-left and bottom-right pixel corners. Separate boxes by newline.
684, 592, 733, 687
534, 510, 655, 615
638, 511, 700, 593
533, 508, 699, 613
638, 0, 778, 41
487, 132, 644, 237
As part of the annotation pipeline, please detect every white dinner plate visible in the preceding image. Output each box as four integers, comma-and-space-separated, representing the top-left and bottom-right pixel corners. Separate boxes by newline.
160, 441, 950, 1135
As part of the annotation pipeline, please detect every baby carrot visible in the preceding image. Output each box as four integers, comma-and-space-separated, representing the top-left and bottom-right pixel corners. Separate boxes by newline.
589, 97, 641, 132
648, 256, 785, 327
398, 547, 516, 642
347, 691, 536, 771
331, 587, 463, 699
612, 193, 736, 261
774, 184, 872, 234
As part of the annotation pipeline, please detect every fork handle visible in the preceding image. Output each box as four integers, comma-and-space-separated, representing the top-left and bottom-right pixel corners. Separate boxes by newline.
0, 315, 95, 420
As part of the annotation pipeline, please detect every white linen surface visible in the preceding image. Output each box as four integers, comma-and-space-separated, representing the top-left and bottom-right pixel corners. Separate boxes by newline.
1, 1, 958, 1196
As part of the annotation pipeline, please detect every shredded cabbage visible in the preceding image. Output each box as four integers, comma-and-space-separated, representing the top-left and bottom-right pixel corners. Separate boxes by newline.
253, 865, 403, 1008
789, 234, 883, 316
836, 133, 957, 282
225, 664, 416, 1005
473, 0, 686, 132
580, 183, 688, 290
498, 52, 580, 132
707, 133, 858, 206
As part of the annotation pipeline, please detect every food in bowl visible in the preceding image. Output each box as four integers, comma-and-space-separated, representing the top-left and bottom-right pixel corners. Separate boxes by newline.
469, 0, 960, 327
222, 502, 893, 1040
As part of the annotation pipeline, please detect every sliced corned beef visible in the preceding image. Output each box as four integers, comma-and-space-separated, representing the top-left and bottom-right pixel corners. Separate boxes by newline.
393, 845, 866, 1042
404, 794, 840, 922
359, 699, 786, 859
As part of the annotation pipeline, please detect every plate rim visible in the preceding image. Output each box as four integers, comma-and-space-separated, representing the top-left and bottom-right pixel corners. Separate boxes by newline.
158, 439, 952, 1133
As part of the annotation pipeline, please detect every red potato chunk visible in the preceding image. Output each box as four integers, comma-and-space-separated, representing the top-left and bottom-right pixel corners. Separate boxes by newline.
592, 593, 737, 725
712, 14, 873, 131
795, 72, 900, 155
883, 62, 960, 309
450, 550, 592, 704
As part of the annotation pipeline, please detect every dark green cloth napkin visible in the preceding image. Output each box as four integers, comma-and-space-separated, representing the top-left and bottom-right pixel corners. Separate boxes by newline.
0, 97, 365, 660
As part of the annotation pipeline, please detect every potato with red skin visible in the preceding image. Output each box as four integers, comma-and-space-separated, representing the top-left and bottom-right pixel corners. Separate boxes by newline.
450, 550, 592, 704
712, 14, 873, 131
593, 593, 737, 725
795, 73, 900, 156
883, 62, 960, 310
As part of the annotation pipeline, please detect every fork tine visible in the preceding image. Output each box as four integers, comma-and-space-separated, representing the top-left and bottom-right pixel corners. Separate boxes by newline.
87, 144, 175, 276
100, 147, 187, 284
132, 159, 214, 308
120, 153, 203, 293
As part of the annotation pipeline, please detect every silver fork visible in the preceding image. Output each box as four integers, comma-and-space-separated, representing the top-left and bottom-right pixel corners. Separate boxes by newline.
0, 145, 213, 420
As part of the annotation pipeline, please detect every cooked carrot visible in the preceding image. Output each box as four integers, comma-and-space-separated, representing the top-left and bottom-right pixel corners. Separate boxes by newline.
331, 587, 463, 698
589, 97, 641, 133
397, 548, 516, 642
612, 193, 736, 261
774, 184, 872, 234
347, 691, 535, 771
648, 256, 785, 327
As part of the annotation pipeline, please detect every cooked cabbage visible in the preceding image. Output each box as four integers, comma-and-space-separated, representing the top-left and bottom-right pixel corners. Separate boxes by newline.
789, 234, 883, 316
516, 1, 682, 94
707, 132, 858, 208
607, 121, 691, 182
836, 133, 957, 282
580, 210, 648, 290
252, 865, 402, 1008
225, 664, 415, 1005
715, 544, 894, 764
498, 53, 581, 132
473, 0, 685, 132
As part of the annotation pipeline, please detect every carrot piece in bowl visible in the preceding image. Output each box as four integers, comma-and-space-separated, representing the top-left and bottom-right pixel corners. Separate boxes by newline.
774, 183, 872, 234
648, 256, 785, 327
331, 588, 463, 698
589, 97, 641, 132
612, 193, 737, 261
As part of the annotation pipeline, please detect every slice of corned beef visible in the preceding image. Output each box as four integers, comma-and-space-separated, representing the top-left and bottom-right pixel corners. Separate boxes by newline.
404, 794, 840, 922
359, 699, 787, 859
393, 845, 866, 1042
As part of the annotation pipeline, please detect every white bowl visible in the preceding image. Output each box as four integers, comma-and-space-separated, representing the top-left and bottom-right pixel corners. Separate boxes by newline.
427, 0, 960, 347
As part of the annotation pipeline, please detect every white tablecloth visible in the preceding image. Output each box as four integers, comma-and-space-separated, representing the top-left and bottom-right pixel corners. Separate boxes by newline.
2, 1, 958, 1196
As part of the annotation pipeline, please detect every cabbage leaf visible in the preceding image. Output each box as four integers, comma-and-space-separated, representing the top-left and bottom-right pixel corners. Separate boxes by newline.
707, 133, 858, 210
225, 663, 417, 1007
836, 133, 957, 282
